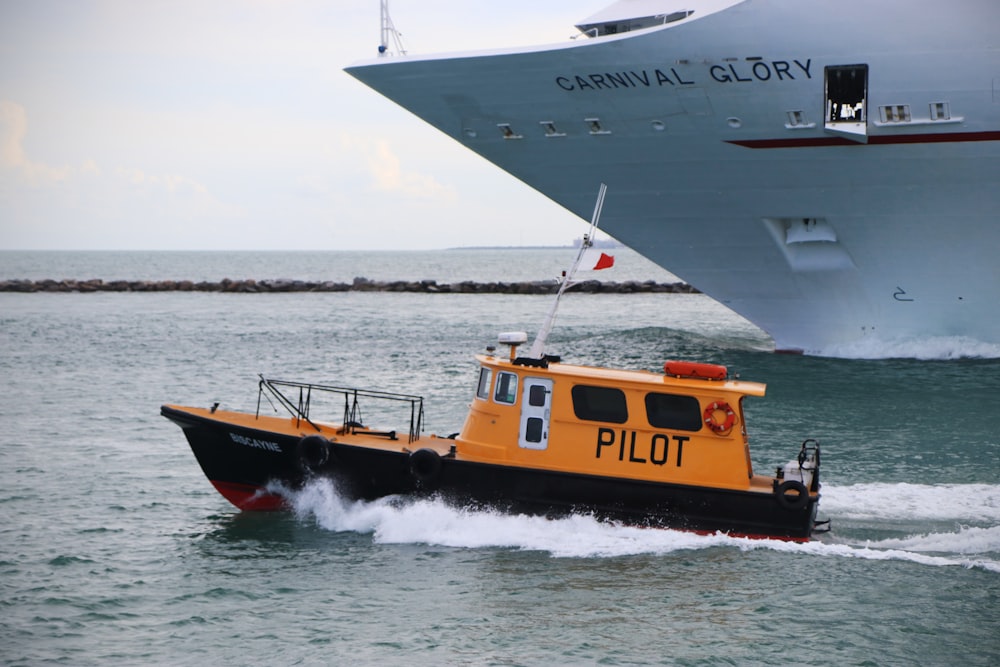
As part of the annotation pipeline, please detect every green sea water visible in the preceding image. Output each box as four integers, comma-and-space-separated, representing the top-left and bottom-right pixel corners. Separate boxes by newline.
1, 251, 997, 666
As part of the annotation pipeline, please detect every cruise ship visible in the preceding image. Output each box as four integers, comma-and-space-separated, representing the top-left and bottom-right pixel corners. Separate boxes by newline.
345, 0, 1000, 355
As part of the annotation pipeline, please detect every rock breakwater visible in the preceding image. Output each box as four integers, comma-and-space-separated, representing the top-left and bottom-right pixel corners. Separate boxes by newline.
0, 277, 698, 295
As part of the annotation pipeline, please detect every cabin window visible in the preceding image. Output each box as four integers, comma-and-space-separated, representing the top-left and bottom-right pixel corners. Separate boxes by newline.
525, 417, 544, 443
645, 393, 702, 431
494, 372, 518, 404
528, 384, 548, 407
571, 385, 628, 423
476, 367, 492, 400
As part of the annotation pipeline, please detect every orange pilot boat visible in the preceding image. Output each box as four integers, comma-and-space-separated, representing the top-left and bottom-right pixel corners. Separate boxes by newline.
162, 186, 828, 540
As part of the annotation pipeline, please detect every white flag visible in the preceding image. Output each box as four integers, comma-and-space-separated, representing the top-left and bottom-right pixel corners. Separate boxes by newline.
580, 248, 615, 270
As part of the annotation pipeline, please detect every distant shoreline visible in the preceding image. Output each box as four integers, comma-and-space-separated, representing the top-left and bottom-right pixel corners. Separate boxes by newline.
0, 277, 698, 295
0, 243, 623, 253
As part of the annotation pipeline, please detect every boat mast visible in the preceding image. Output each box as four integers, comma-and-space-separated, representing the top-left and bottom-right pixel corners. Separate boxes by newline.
378, 1, 407, 57
527, 183, 608, 360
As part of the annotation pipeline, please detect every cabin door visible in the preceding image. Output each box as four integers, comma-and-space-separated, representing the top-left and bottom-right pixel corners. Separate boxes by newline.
518, 377, 553, 450
824, 64, 868, 143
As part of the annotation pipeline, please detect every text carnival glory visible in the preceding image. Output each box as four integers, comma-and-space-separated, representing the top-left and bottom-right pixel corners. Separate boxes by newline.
555, 58, 813, 91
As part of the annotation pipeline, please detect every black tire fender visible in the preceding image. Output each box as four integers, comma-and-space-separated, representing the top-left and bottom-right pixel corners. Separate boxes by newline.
409, 448, 442, 488
775, 480, 809, 511
297, 435, 332, 473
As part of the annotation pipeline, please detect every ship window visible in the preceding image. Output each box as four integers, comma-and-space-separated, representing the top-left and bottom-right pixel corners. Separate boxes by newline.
494, 372, 518, 404
575, 12, 693, 37
661, 11, 694, 24
571, 385, 628, 423
930, 101, 951, 121
645, 393, 702, 431
476, 367, 492, 400
497, 123, 522, 140
585, 118, 611, 135
879, 104, 911, 123
540, 121, 566, 138
785, 110, 812, 128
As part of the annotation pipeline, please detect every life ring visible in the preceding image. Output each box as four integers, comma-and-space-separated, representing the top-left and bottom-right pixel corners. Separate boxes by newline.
703, 401, 736, 434
297, 435, 332, 473
409, 448, 442, 488
775, 480, 809, 511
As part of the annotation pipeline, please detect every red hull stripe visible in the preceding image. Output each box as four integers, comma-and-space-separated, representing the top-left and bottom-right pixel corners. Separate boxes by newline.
690, 528, 810, 543
209, 479, 287, 511
726, 130, 1000, 149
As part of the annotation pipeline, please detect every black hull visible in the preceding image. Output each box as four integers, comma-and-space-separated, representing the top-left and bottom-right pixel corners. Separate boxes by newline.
162, 406, 819, 540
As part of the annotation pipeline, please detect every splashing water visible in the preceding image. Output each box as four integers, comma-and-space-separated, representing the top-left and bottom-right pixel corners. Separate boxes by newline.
820, 335, 1000, 360
280, 479, 1000, 573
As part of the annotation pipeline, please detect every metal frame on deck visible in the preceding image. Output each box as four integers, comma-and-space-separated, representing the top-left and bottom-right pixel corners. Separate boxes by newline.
256, 376, 424, 443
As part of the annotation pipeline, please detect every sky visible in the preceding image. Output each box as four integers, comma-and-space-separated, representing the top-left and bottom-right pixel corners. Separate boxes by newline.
0, 0, 610, 250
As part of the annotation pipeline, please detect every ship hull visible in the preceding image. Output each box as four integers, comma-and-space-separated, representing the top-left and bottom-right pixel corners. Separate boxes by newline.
345, 0, 1000, 355
163, 405, 819, 540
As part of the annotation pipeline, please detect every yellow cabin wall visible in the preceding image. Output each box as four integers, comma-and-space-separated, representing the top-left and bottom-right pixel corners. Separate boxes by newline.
457, 359, 762, 492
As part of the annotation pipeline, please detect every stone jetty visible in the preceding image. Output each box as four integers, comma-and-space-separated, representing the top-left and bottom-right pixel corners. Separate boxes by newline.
0, 277, 699, 295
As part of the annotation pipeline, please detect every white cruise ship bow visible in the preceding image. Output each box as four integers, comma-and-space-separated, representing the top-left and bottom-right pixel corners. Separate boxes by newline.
345, 0, 1000, 356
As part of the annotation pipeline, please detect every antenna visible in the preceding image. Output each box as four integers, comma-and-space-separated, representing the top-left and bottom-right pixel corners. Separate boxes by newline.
378, 1, 407, 57
527, 183, 608, 360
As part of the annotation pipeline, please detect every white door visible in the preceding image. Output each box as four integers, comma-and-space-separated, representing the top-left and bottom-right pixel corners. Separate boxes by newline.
518, 377, 553, 450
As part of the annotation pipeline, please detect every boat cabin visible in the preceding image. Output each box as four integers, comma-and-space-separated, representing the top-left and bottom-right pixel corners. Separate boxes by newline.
457, 333, 767, 493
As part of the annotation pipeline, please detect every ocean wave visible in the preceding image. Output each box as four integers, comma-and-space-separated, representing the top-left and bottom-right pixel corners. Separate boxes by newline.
282, 479, 1000, 573
820, 482, 1000, 522
864, 525, 1000, 555
820, 335, 1000, 360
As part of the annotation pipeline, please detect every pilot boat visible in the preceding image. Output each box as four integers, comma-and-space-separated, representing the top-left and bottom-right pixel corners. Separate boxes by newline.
162, 187, 827, 540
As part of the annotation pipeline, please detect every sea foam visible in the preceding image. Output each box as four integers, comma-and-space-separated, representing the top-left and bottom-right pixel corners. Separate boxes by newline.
283, 479, 1000, 573
821, 482, 1000, 523
820, 335, 1000, 360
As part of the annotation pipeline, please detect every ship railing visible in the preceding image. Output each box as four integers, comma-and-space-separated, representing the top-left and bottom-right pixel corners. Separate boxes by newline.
256, 376, 425, 444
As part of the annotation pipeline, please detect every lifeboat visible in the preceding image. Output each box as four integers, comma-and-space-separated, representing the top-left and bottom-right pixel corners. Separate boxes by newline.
663, 360, 728, 381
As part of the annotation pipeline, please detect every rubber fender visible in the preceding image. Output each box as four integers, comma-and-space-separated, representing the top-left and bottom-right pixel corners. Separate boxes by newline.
297, 435, 332, 473
775, 480, 809, 511
409, 448, 442, 488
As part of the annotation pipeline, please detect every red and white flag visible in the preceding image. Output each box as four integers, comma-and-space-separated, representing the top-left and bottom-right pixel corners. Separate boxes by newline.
580, 248, 615, 270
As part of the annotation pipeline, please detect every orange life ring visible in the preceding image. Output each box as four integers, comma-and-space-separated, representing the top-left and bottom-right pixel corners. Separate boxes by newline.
703, 401, 736, 433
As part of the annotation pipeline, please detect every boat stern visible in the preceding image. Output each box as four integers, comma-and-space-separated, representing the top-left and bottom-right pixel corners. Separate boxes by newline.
772, 439, 826, 537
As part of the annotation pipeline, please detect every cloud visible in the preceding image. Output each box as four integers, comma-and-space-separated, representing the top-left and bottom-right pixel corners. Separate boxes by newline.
1, 100, 217, 200
0, 101, 26, 167
115, 167, 209, 195
367, 139, 456, 201
0, 100, 71, 184
0, 100, 243, 248
0, 2, 599, 250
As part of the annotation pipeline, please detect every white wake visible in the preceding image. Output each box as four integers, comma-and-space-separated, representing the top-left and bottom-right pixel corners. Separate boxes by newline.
819, 335, 1000, 360
282, 480, 1000, 573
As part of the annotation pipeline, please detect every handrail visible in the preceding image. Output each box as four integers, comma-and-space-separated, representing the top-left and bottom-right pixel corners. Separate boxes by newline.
256, 376, 425, 444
